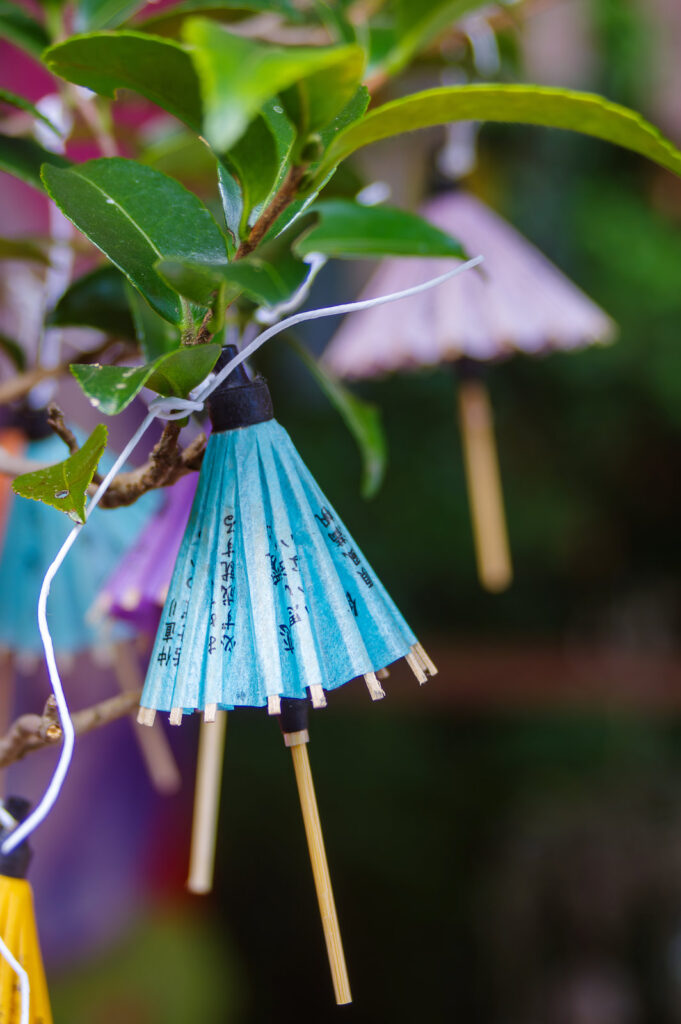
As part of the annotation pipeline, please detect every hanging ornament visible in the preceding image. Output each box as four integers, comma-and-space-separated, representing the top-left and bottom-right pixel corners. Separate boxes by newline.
0, 797, 52, 1024
0, 408, 179, 795
137, 345, 436, 1003
323, 189, 616, 592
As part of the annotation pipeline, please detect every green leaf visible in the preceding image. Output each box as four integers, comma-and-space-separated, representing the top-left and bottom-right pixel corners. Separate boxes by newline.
294, 199, 467, 259
75, 0, 148, 30
48, 265, 136, 336
184, 18, 365, 152
12, 423, 108, 524
386, 0, 488, 75
158, 254, 308, 309
125, 283, 181, 362
0, 88, 61, 133
44, 31, 203, 132
136, 0, 301, 37
71, 343, 221, 415
315, 84, 681, 186
288, 337, 386, 498
264, 85, 370, 242
217, 163, 242, 253
0, 133, 69, 191
219, 104, 294, 240
0, 235, 50, 264
0, 331, 26, 371
41, 158, 229, 325
0, 1, 50, 58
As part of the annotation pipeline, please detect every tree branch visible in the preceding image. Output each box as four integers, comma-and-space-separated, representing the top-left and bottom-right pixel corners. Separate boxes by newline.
46, 403, 79, 455
0, 690, 143, 768
0, 338, 132, 406
236, 164, 307, 260
96, 425, 206, 508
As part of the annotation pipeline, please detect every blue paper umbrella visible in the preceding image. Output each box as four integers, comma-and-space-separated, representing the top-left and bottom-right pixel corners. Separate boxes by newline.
139, 351, 436, 724
0, 428, 160, 659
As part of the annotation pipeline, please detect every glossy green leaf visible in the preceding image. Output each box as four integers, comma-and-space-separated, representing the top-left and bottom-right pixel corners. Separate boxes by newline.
184, 18, 365, 152
217, 163, 242, 253
386, 0, 488, 74
125, 283, 181, 362
265, 85, 370, 243
41, 158, 228, 325
0, 89, 61, 133
315, 84, 681, 186
219, 105, 293, 240
12, 423, 108, 524
44, 32, 202, 131
294, 199, 467, 259
158, 254, 308, 309
0, 133, 69, 191
288, 337, 386, 498
136, 0, 301, 37
48, 265, 136, 336
0, 331, 26, 371
0, 236, 50, 264
75, 0, 147, 30
71, 343, 220, 415
0, 1, 50, 57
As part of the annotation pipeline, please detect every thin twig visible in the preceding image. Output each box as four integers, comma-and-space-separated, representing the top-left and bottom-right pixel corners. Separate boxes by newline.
0, 337, 131, 406
236, 164, 307, 260
46, 403, 79, 455
0, 690, 143, 768
96, 427, 207, 508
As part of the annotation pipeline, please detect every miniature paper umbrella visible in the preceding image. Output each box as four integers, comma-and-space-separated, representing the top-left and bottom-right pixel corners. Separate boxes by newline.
0, 410, 179, 795
0, 797, 52, 1024
137, 345, 437, 1003
323, 190, 616, 591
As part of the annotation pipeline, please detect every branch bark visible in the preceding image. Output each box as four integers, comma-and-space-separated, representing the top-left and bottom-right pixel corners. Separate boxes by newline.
0, 690, 143, 768
0, 338, 132, 406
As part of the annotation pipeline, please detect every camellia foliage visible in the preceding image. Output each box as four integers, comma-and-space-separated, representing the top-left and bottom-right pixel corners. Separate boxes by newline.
2, 0, 681, 509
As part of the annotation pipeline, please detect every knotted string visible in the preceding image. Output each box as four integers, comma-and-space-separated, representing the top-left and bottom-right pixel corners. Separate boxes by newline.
2, 255, 483, 858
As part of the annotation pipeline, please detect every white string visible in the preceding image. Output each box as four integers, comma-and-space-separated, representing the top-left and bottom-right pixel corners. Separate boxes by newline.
0, 934, 29, 1024
2, 253, 483, 857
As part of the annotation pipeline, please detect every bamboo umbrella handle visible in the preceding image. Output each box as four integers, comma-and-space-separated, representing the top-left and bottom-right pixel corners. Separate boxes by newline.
113, 641, 181, 795
286, 732, 352, 1005
457, 376, 513, 592
187, 711, 228, 895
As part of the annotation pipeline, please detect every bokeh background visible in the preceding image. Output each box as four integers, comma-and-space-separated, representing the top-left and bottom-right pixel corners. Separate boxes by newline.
2, 0, 681, 1021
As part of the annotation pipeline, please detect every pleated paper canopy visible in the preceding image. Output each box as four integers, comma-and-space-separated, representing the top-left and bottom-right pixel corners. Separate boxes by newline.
140, 351, 434, 722
94, 471, 198, 634
323, 190, 616, 378
0, 432, 160, 657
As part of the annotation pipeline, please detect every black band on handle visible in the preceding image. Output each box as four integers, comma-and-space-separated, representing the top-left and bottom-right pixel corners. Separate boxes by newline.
278, 698, 309, 736
0, 797, 32, 879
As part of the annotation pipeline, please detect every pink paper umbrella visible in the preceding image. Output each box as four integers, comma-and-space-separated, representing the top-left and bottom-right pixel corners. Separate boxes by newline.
324, 190, 616, 592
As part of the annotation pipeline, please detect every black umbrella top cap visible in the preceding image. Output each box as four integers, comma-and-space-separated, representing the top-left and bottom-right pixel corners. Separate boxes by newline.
207, 344, 274, 434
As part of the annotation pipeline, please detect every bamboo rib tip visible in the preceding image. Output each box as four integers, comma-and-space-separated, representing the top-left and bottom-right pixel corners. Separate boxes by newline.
137, 707, 156, 727
120, 586, 142, 611
364, 672, 385, 701
310, 685, 327, 709
169, 707, 183, 726
405, 652, 427, 685
267, 695, 282, 716
376, 667, 390, 680
204, 703, 217, 723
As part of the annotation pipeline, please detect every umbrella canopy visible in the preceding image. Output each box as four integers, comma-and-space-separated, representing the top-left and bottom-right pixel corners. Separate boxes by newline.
0, 432, 160, 657
323, 190, 616, 378
139, 350, 434, 722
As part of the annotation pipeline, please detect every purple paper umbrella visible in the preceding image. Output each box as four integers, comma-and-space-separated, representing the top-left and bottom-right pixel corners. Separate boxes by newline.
324, 191, 616, 591
93, 472, 199, 635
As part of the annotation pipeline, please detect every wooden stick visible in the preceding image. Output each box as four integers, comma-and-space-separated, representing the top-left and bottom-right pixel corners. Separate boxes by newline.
187, 711, 228, 895
457, 377, 513, 593
113, 642, 181, 795
287, 734, 352, 1005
